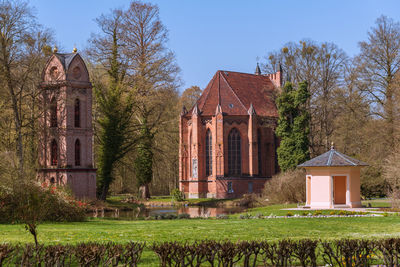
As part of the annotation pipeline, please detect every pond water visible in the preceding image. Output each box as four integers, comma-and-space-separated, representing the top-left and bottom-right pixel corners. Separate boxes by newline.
91, 206, 247, 219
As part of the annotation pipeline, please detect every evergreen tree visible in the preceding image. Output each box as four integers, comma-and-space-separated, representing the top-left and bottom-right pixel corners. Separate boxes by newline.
90, 10, 138, 200
276, 81, 310, 171
134, 119, 154, 199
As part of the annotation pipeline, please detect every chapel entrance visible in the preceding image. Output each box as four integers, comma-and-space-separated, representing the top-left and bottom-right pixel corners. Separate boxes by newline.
333, 176, 346, 204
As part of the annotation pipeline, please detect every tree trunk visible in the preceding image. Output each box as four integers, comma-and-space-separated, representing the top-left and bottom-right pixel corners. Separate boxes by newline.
385, 84, 394, 147
2, 47, 24, 175
27, 223, 38, 248
99, 183, 109, 201
139, 184, 150, 199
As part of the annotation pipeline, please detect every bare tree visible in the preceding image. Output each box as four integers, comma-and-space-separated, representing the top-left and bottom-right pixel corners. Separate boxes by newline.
332, 63, 370, 155
180, 85, 202, 111
263, 40, 348, 155
121, 1, 180, 198
0, 0, 54, 175
383, 148, 400, 207
314, 42, 348, 150
87, 1, 180, 199
355, 15, 400, 148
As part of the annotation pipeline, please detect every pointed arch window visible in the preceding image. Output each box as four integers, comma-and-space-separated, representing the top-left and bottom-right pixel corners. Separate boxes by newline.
50, 97, 57, 127
51, 139, 58, 166
189, 131, 192, 178
74, 98, 80, 128
205, 129, 212, 176
228, 128, 241, 176
258, 129, 262, 176
75, 139, 81, 166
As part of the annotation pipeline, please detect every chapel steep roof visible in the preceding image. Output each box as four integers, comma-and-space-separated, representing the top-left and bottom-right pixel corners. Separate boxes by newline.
298, 146, 368, 167
188, 70, 278, 117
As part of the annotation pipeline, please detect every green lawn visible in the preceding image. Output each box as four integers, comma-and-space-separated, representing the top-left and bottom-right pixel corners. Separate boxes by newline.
0, 199, 395, 266
1, 216, 400, 266
362, 198, 391, 208
3, 217, 400, 244
234, 204, 300, 217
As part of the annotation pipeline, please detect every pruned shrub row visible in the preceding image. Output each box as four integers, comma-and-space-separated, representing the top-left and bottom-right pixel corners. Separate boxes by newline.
152, 238, 400, 267
0, 242, 145, 267
152, 240, 317, 267
2, 238, 400, 266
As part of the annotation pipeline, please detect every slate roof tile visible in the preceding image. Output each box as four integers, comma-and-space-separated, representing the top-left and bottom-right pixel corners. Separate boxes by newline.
54, 53, 78, 72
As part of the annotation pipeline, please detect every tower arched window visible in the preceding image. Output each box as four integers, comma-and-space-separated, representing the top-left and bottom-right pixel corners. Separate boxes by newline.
189, 131, 192, 178
258, 129, 262, 176
50, 97, 57, 127
51, 139, 58, 166
75, 139, 81, 166
74, 98, 80, 128
205, 129, 212, 176
228, 128, 241, 176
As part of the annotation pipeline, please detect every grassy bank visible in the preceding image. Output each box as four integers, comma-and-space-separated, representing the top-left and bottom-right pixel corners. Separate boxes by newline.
105, 195, 236, 210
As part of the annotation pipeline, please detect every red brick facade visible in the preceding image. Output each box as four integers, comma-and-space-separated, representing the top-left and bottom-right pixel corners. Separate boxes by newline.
179, 70, 281, 198
37, 52, 96, 199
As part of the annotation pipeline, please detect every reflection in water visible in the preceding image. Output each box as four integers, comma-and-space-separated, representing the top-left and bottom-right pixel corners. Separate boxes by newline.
94, 206, 247, 219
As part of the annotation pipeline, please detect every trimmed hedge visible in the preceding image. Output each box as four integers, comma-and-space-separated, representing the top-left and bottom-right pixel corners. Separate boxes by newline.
1, 238, 400, 266
0, 242, 145, 266
151, 239, 400, 267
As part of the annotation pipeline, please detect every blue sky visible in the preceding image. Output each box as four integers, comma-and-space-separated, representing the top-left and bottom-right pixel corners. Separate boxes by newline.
30, 0, 400, 92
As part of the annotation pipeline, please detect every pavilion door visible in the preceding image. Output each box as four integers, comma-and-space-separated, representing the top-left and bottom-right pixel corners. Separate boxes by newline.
306, 176, 311, 205
265, 143, 271, 177
333, 176, 346, 204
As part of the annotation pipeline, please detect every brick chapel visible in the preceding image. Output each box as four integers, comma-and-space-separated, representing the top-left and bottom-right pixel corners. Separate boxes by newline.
37, 48, 96, 199
179, 65, 282, 199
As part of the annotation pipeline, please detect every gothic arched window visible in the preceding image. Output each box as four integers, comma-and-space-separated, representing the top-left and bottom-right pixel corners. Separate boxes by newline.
258, 129, 262, 176
51, 139, 58, 166
50, 97, 57, 127
228, 128, 241, 176
205, 129, 212, 176
74, 98, 80, 128
75, 139, 81, 166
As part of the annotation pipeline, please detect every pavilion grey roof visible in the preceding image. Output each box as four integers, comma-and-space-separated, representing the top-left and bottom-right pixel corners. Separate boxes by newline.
298, 146, 368, 167
54, 53, 78, 72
